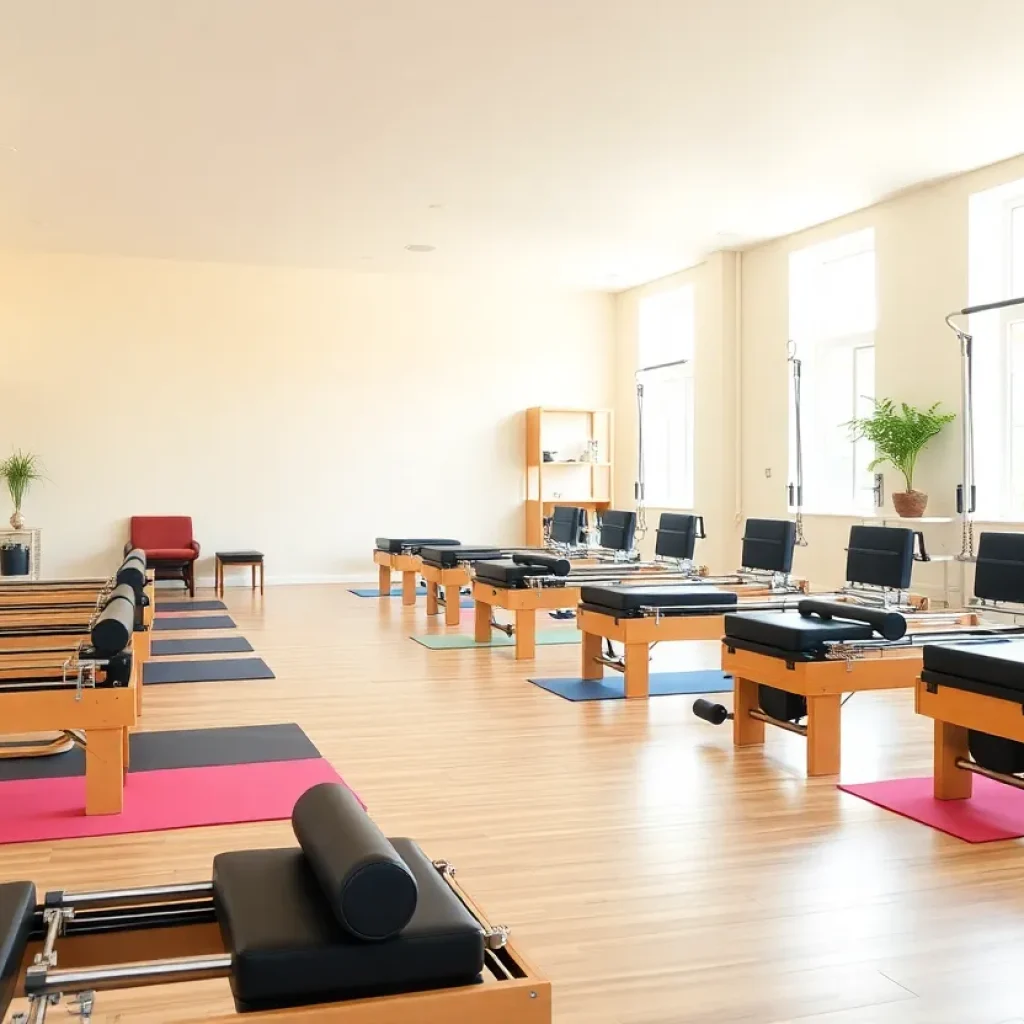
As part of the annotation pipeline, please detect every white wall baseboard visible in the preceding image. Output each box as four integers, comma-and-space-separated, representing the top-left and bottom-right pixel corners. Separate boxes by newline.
161, 572, 377, 589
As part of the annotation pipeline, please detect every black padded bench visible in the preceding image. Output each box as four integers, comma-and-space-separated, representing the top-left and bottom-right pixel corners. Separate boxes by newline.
419, 545, 504, 569
580, 586, 737, 618
374, 538, 461, 555
922, 640, 1024, 704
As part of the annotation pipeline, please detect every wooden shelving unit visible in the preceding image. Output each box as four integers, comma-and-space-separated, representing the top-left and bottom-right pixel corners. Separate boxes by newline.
524, 407, 613, 545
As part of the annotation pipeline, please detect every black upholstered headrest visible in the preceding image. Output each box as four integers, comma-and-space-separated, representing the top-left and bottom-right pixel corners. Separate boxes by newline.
654, 513, 703, 560
549, 506, 585, 546
974, 532, 1024, 604
599, 510, 637, 553
741, 519, 796, 574
91, 583, 136, 656
845, 526, 914, 590
291, 783, 418, 942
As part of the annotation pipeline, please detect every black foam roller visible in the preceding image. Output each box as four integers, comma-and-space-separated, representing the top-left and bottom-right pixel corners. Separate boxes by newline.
292, 783, 418, 941
512, 552, 571, 576
116, 554, 147, 597
797, 599, 906, 641
91, 584, 136, 656
692, 698, 730, 725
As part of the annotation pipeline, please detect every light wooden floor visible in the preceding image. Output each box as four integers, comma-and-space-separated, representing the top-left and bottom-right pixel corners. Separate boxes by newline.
6, 583, 1024, 1024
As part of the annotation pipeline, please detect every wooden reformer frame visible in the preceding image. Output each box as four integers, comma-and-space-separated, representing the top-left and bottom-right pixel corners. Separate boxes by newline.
372, 550, 422, 607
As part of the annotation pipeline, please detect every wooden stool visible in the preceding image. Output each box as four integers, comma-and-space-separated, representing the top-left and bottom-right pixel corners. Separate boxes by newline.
215, 551, 265, 595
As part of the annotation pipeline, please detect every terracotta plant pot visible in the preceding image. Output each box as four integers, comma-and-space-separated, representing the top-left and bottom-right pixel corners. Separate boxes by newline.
892, 490, 928, 518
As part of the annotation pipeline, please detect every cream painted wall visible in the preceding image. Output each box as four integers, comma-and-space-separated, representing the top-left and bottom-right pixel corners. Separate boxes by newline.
0, 253, 614, 581
616, 153, 1024, 600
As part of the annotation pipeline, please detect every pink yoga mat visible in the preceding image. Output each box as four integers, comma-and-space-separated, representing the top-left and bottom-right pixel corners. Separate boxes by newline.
0, 758, 344, 846
839, 775, 1024, 843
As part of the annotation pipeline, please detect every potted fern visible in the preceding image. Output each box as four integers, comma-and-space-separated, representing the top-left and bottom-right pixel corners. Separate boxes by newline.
847, 400, 955, 518
1, 450, 44, 529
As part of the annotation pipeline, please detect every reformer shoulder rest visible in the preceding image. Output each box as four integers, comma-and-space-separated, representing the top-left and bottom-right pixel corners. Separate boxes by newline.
579, 585, 737, 617
723, 600, 906, 657
375, 538, 462, 554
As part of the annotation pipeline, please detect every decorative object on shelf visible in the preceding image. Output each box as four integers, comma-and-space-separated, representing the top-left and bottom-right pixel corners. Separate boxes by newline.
542, 450, 555, 462
0, 540, 29, 576
847, 399, 956, 518
0, 449, 44, 529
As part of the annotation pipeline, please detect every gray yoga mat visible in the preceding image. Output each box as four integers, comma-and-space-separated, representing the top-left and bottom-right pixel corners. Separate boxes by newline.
143, 657, 274, 684
0, 723, 318, 781
151, 637, 254, 657
156, 600, 228, 612
153, 615, 236, 631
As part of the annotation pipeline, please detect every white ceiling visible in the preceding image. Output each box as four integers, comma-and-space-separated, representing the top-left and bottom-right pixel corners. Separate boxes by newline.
2, 0, 1024, 290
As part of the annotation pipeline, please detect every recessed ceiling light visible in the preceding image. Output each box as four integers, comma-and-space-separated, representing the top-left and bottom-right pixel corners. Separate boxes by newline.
405, 244, 436, 253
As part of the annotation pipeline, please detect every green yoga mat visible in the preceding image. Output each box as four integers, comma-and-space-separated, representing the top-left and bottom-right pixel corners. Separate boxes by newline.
411, 630, 580, 650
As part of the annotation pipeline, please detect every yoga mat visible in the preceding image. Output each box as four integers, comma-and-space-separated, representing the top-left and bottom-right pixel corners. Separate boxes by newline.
528, 670, 733, 702
143, 657, 274, 685
151, 636, 254, 657
839, 775, 1024, 843
154, 614, 236, 631
0, 723, 319, 782
0, 758, 344, 846
349, 586, 427, 598
156, 600, 227, 612
411, 629, 580, 650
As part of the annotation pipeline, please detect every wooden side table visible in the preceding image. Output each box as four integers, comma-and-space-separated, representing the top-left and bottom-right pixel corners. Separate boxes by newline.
215, 551, 265, 595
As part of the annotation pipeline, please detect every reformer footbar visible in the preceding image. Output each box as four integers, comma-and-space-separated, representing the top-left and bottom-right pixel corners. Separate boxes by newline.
0, 783, 550, 1024
701, 531, 1024, 776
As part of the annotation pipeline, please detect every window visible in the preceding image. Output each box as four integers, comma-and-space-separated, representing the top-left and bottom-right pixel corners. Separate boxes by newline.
968, 177, 1024, 519
788, 229, 877, 513
637, 285, 695, 509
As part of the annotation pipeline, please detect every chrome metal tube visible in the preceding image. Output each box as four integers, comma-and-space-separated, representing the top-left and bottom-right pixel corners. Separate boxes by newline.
594, 655, 625, 672
749, 710, 806, 736
30, 954, 232, 996
955, 758, 1024, 791
55, 882, 213, 909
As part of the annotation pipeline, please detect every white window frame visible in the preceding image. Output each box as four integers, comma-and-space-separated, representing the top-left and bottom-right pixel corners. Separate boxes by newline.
788, 230, 877, 515
637, 285, 695, 510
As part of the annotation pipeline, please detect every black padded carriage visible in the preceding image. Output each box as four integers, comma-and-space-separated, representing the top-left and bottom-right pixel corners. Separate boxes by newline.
473, 560, 543, 588
549, 506, 585, 547
973, 532, 1024, 604
845, 525, 915, 590
375, 538, 461, 554
580, 586, 737, 617
419, 545, 503, 568
654, 513, 703, 561
0, 882, 36, 1019
741, 519, 796, 574
598, 510, 636, 553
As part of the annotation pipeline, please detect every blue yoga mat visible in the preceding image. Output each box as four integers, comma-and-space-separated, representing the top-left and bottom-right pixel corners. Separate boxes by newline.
528, 670, 733, 702
349, 586, 427, 598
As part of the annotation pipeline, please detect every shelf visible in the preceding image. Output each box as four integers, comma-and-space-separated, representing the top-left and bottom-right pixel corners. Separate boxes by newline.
542, 461, 612, 467
865, 516, 953, 524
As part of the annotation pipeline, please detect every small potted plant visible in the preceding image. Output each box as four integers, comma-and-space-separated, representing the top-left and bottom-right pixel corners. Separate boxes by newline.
0, 450, 44, 529
848, 399, 955, 518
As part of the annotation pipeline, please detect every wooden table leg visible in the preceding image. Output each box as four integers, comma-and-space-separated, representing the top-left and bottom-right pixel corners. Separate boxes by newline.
260, 560, 265, 595
806, 693, 842, 776
378, 564, 391, 597
581, 630, 603, 680
474, 599, 492, 642
215, 559, 221, 596
251, 564, 256, 589
733, 677, 765, 747
934, 719, 973, 800
623, 642, 650, 698
85, 728, 125, 815
122, 727, 130, 773
515, 609, 536, 660
426, 581, 439, 615
402, 571, 417, 606
444, 585, 460, 626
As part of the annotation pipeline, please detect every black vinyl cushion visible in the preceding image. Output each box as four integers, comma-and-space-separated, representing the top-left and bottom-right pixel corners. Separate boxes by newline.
724, 610, 873, 652
291, 784, 417, 941
973, 532, 1024, 603
375, 538, 461, 554
217, 551, 264, 563
0, 881, 36, 1020
473, 560, 541, 588
581, 585, 737, 614
654, 513, 699, 560
741, 519, 796, 574
213, 840, 484, 1012
845, 525, 915, 590
598, 511, 637, 553
419, 545, 502, 568
549, 507, 584, 547
922, 640, 1024, 696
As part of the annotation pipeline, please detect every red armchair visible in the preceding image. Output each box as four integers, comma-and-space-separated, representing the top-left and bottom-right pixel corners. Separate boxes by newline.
126, 516, 201, 596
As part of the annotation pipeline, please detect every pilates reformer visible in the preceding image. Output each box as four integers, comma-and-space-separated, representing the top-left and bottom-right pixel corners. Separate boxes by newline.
0, 582, 139, 813
696, 531, 1024, 776
471, 514, 793, 663
372, 538, 461, 607
0, 783, 550, 1024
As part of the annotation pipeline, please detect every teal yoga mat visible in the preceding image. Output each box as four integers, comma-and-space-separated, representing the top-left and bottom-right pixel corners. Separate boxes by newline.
411, 630, 580, 650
